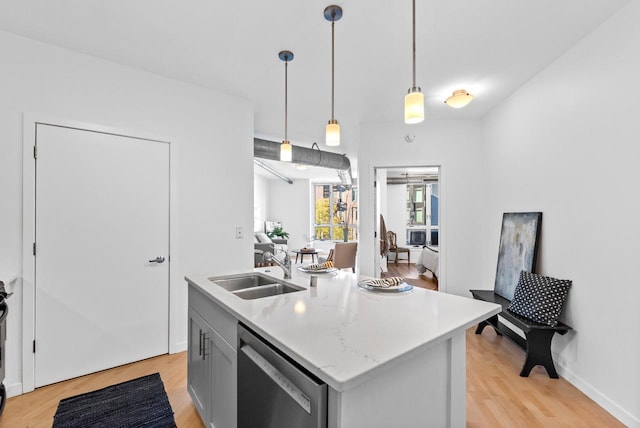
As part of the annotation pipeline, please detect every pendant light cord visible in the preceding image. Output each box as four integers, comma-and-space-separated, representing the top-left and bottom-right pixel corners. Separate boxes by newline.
412, 0, 416, 88
285, 60, 288, 141
331, 17, 335, 120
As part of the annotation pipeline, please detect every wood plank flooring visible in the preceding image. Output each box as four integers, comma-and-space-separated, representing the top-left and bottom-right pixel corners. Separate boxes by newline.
2, 318, 622, 427
1, 352, 204, 428
384, 261, 438, 290
466, 328, 622, 427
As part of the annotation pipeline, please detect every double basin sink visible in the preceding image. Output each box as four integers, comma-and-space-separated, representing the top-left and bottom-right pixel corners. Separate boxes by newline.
209, 272, 304, 300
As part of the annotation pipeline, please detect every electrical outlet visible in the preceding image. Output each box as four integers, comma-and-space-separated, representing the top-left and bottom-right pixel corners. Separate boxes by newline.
236, 227, 244, 239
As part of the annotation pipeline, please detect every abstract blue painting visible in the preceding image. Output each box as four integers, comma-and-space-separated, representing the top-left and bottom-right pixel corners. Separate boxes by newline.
494, 212, 542, 300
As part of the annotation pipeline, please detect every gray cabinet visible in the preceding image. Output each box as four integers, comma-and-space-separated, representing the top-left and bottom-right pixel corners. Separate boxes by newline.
209, 327, 236, 428
188, 285, 237, 428
188, 308, 211, 421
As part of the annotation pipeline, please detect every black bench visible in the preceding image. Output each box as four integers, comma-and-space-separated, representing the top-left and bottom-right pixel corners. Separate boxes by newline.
469, 289, 572, 378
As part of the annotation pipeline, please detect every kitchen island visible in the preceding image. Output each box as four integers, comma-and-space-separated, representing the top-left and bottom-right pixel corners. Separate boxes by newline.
185, 267, 500, 428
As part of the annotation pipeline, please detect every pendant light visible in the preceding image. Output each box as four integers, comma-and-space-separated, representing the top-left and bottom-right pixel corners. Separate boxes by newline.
324, 5, 343, 147
279, 50, 294, 162
404, 0, 424, 124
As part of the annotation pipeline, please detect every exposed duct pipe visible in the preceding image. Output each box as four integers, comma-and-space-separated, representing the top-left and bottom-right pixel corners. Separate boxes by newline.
254, 138, 353, 186
387, 175, 438, 185
253, 159, 293, 184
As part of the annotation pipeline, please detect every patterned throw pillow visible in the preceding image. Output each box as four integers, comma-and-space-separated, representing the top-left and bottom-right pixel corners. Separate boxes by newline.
507, 271, 571, 327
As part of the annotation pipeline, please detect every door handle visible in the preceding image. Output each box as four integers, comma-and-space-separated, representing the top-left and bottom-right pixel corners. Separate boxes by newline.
149, 256, 165, 263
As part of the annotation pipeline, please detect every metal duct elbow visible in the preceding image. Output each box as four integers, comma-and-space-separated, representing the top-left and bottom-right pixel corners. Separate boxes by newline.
337, 168, 353, 186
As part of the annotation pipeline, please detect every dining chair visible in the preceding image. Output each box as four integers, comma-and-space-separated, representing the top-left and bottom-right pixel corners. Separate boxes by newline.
387, 231, 410, 264
332, 242, 357, 273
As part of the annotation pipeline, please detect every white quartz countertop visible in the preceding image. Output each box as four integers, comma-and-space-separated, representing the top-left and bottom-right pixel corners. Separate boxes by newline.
185, 267, 500, 392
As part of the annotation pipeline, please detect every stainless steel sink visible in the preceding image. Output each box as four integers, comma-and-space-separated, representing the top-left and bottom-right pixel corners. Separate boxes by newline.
209, 273, 304, 300
210, 273, 279, 292
232, 283, 303, 300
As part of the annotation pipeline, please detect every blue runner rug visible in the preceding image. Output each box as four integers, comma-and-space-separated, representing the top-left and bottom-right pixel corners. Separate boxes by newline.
53, 373, 176, 428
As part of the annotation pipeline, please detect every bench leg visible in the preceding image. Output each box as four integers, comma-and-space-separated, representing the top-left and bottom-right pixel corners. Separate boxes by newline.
520, 329, 558, 378
475, 315, 502, 336
475, 320, 489, 335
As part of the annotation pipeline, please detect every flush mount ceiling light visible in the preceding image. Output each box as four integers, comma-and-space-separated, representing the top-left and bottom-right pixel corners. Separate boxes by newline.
279, 50, 294, 162
445, 89, 474, 108
324, 5, 343, 147
404, 0, 424, 124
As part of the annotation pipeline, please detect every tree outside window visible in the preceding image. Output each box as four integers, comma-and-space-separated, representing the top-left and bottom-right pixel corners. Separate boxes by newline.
314, 184, 358, 241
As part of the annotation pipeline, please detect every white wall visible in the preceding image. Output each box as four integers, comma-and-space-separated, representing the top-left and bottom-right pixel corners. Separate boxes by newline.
0, 31, 254, 395
385, 184, 407, 245
253, 173, 270, 232
481, 2, 640, 425
267, 179, 312, 251
358, 120, 484, 295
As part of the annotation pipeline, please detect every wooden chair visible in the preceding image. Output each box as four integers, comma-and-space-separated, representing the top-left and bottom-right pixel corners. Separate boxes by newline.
387, 231, 410, 264
332, 242, 357, 273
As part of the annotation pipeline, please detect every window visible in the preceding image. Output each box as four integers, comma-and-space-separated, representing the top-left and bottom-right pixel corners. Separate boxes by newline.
407, 184, 426, 225
313, 184, 358, 241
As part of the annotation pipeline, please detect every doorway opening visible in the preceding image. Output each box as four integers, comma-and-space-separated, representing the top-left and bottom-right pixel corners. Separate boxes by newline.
375, 166, 441, 291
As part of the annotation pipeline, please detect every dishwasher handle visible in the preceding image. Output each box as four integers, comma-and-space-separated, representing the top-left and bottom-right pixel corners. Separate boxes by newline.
240, 344, 312, 414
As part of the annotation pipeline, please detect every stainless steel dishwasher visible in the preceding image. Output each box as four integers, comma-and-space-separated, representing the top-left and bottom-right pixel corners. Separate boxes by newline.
237, 323, 327, 428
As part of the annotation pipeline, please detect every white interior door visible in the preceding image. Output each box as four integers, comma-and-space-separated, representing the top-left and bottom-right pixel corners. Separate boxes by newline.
34, 124, 169, 387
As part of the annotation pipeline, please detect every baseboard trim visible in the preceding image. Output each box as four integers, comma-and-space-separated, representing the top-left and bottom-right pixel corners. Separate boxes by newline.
171, 340, 187, 354
6, 382, 23, 398
556, 360, 639, 427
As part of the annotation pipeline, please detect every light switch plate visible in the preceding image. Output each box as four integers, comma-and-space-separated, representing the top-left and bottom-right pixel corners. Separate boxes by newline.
236, 227, 244, 239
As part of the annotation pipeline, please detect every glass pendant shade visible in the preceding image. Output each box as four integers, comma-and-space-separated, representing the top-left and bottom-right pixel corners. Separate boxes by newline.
445, 89, 474, 108
404, 89, 425, 124
280, 140, 292, 162
326, 120, 340, 146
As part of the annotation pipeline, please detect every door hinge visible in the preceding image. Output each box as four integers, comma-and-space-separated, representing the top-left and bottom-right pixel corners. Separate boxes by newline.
33, 145, 37, 159
374, 181, 377, 188
374, 231, 377, 238
33, 340, 36, 353
33, 242, 36, 256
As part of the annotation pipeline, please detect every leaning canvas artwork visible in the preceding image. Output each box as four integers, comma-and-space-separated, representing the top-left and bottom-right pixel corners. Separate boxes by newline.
494, 212, 542, 300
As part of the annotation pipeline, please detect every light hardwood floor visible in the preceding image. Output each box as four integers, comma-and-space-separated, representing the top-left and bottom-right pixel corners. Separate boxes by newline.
466, 328, 622, 427
1, 352, 204, 428
1, 264, 622, 428
3, 330, 623, 427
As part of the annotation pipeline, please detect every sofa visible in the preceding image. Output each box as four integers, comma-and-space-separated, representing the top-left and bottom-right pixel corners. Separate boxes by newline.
254, 232, 288, 265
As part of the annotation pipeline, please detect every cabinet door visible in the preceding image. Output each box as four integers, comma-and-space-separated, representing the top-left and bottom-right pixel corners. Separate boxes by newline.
209, 328, 237, 428
188, 309, 212, 422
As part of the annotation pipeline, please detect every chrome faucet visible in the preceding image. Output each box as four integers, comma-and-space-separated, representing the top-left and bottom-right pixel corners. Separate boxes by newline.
263, 248, 292, 279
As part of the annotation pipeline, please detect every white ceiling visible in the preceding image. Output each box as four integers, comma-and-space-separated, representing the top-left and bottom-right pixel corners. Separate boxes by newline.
0, 0, 629, 181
